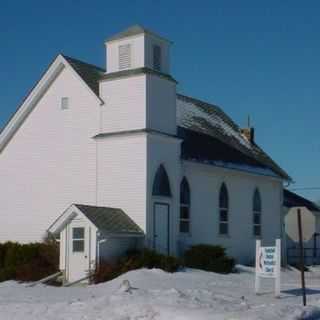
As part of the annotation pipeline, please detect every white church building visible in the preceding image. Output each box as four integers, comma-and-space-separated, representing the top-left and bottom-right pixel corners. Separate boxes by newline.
0, 25, 291, 280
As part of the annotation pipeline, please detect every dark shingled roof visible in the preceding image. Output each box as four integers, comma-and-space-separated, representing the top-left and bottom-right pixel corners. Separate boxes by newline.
63, 55, 105, 96
177, 94, 290, 180
283, 189, 320, 212
64, 55, 290, 180
75, 204, 143, 234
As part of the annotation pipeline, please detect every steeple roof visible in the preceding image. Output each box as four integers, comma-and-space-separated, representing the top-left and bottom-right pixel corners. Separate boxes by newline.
106, 24, 171, 43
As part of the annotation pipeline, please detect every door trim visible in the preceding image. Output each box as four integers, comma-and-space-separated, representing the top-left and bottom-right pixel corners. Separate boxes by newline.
153, 202, 170, 255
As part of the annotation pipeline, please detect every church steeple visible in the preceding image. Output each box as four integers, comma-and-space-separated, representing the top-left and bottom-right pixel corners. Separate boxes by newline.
104, 25, 172, 75
100, 25, 177, 136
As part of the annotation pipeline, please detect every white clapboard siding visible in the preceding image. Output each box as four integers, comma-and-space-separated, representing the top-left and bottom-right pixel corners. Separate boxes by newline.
180, 161, 283, 264
99, 75, 147, 133
146, 74, 176, 135
96, 133, 147, 231
0, 66, 100, 243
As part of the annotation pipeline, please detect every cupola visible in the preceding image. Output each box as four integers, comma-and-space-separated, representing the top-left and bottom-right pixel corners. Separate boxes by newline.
104, 25, 172, 74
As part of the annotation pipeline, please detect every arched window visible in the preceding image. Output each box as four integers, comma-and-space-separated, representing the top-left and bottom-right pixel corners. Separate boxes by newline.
253, 188, 262, 237
219, 183, 229, 235
180, 177, 190, 233
152, 165, 171, 197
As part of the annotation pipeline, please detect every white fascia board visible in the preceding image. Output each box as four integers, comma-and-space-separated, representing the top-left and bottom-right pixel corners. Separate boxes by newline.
0, 56, 64, 152
47, 204, 81, 235
0, 54, 104, 153
47, 204, 95, 235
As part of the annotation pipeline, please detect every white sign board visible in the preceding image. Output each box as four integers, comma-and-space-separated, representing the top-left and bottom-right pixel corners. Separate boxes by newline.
255, 239, 281, 297
257, 246, 277, 278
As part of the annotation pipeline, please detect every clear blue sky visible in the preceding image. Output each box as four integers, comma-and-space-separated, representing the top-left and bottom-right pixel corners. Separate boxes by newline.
1, 0, 319, 201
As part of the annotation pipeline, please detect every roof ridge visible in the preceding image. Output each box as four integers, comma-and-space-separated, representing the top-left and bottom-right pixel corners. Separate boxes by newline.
62, 54, 105, 72
74, 203, 122, 210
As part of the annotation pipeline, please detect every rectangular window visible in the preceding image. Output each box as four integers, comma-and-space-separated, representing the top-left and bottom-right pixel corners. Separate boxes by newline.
153, 45, 161, 71
72, 227, 85, 253
219, 208, 228, 235
253, 225, 261, 237
253, 211, 261, 237
179, 205, 190, 233
61, 97, 69, 110
119, 44, 131, 70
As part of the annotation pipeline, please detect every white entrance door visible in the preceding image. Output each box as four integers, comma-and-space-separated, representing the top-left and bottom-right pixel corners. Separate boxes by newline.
154, 203, 169, 255
67, 223, 90, 282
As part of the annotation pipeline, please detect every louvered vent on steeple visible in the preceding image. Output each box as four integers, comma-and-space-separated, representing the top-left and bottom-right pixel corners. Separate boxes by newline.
118, 44, 131, 70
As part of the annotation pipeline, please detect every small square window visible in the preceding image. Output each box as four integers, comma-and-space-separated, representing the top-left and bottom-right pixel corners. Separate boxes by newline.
73, 240, 84, 252
73, 227, 84, 239
61, 97, 69, 110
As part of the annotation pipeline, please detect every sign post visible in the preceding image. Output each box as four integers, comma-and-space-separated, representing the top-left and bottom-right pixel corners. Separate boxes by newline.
255, 239, 281, 297
297, 208, 307, 306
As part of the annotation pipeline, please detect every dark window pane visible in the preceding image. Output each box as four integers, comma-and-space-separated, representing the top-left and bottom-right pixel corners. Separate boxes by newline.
220, 210, 228, 222
73, 227, 84, 239
73, 240, 84, 252
254, 225, 261, 236
180, 221, 190, 233
180, 206, 189, 219
153, 45, 161, 71
219, 183, 229, 209
253, 189, 261, 212
253, 213, 261, 225
152, 165, 171, 197
219, 223, 228, 235
180, 178, 190, 204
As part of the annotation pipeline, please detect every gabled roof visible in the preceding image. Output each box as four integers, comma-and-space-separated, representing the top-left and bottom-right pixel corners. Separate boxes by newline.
74, 204, 143, 234
1, 54, 290, 181
177, 94, 290, 180
106, 24, 171, 43
62, 55, 105, 96
283, 189, 320, 212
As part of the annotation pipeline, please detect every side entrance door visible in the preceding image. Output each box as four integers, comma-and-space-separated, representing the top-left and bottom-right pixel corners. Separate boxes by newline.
67, 222, 90, 282
154, 203, 169, 255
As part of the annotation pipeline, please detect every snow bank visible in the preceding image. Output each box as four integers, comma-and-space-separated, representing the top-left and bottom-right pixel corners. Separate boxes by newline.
0, 267, 320, 320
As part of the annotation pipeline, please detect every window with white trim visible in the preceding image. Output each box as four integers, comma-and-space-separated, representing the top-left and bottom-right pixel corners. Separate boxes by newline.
180, 177, 190, 233
72, 227, 85, 252
253, 188, 262, 237
61, 97, 69, 110
119, 44, 131, 70
219, 183, 229, 235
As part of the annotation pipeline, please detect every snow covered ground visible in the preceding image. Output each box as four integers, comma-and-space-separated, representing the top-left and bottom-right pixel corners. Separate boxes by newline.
1, 265, 320, 320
